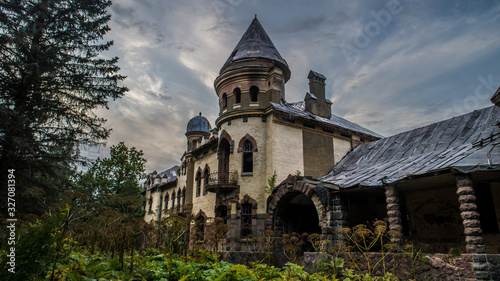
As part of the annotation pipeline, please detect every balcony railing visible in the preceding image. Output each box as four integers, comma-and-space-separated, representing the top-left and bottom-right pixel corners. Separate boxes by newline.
207, 171, 238, 193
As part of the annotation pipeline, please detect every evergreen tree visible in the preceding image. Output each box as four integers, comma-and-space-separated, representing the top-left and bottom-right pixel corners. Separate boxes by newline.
0, 0, 127, 216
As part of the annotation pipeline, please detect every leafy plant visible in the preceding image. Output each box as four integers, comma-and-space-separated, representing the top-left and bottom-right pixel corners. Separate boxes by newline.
266, 170, 278, 195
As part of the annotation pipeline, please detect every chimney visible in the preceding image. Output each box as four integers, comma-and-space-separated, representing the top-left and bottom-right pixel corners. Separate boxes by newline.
305, 70, 332, 119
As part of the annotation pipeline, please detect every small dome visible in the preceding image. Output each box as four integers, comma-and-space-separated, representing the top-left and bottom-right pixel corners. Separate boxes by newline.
186, 113, 211, 134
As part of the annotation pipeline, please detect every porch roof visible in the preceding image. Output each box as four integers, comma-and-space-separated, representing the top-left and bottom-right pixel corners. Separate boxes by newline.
317, 106, 500, 190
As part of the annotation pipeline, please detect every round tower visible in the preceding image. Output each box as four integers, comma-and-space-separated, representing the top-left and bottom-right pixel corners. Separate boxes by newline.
214, 16, 291, 127
185, 113, 211, 151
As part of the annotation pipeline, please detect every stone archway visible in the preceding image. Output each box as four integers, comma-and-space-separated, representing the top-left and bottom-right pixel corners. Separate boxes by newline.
267, 175, 327, 235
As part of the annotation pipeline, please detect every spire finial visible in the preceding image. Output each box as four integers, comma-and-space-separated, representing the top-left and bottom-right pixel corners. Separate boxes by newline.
255, 14, 257, 19
199, 112, 202, 116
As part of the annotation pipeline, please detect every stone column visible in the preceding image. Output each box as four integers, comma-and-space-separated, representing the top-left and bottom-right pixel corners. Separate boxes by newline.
328, 194, 349, 248
456, 173, 486, 253
385, 185, 403, 250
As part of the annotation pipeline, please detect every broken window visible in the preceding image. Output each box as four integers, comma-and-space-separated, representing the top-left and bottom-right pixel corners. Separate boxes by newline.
196, 216, 205, 242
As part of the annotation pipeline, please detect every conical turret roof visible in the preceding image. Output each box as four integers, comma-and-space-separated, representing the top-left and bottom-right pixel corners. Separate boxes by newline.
220, 17, 290, 81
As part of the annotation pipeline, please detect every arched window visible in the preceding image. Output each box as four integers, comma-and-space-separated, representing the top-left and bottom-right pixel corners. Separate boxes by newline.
165, 194, 169, 209
203, 167, 210, 195
177, 189, 181, 211
242, 140, 253, 173
171, 191, 175, 209
234, 88, 241, 104
241, 202, 252, 237
250, 86, 259, 102
222, 93, 227, 108
196, 216, 205, 242
195, 170, 202, 197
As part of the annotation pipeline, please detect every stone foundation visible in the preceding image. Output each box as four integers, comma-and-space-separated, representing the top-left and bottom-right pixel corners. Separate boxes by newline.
303, 252, 500, 280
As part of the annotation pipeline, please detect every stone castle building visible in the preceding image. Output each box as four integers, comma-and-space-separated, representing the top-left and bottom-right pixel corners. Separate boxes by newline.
141, 17, 381, 248
142, 17, 500, 265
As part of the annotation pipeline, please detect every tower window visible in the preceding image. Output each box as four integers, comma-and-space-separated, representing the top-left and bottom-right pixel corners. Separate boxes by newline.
241, 203, 252, 237
234, 88, 241, 104
165, 194, 169, 209
250, 86, 259, 102
222, 93, 227, 108
242, 140, 253, 173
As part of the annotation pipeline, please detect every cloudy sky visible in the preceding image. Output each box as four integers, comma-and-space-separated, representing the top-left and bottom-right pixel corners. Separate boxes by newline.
87, 0, 500, 172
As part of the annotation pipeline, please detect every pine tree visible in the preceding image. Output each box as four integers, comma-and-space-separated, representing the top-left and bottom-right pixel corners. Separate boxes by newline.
0, 0, 127, 216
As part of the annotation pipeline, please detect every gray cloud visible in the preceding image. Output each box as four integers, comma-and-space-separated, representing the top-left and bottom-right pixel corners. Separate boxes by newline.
82, 0, 500, 172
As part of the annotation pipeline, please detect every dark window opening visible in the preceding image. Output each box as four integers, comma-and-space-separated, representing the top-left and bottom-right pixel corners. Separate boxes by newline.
203, 168, 209, 195
340, 133, 350, 138
234, 88, 241, 104
283, 118, 295, 124
218, 139, 230, 184
250, 86, 259, 102
476, 184, 499, 234
195, 171, 201, 197
182, 188, 186, 205
216, 205, 228, 224
323, 128, 334, 134
303, 123, 315, 129
242, 140, 253, 173
148, 197, 153, 212
165, 195, 169, 209
241, 203, 252, 237
196, 216, 205, 242
222, 93, 227, 108
171, 192, 175, 210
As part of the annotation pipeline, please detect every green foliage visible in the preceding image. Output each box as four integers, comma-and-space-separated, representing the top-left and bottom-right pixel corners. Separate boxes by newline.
295, 170, 302, 177
265, 170, 278, 195
40, 248, 398, 281
0, 0, 127, 214
0, 205, 73, 281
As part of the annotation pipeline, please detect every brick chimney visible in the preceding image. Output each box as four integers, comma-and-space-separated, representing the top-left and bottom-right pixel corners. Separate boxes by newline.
305, 70, 332, 119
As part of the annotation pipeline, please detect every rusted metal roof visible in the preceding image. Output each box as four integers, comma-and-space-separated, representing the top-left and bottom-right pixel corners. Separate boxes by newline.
270, 100, 383, 139
319, 106, 500, 189
220, 16, 290, 81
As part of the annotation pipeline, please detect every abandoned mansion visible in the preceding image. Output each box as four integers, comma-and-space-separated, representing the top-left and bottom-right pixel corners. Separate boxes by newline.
141, 17, 500, 256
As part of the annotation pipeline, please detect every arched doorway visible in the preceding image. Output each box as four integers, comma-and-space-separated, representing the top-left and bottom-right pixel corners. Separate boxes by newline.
274, 192, 321, 235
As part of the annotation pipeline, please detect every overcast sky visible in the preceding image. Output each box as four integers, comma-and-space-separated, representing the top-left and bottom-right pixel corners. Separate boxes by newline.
86, 0, 500, 173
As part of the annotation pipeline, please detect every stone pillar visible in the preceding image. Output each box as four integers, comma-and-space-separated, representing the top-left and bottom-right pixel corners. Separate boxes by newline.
328, 194, 349, 247
456, 173, 486, 253
385, 185, 403, 250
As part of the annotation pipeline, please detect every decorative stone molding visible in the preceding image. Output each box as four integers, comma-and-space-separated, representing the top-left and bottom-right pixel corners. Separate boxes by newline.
456, 173, 486, 254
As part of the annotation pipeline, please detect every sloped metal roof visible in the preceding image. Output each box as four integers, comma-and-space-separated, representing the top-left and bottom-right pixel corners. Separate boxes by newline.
148, 165, 179, 191
270, 100, 383, 139
319, 106, 500, 189
220, 17, 290, 81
